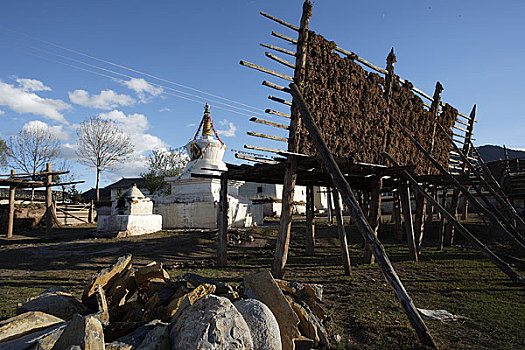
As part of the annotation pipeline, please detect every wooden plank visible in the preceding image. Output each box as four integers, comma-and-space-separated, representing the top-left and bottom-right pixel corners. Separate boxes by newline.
217, 173, 228, 267
55, 206, 89, 224
244, 144, 308, 158
265, 108, 291, 119
260, 11, 299, 31
240, 60, 293, 81
333, 190, 352, 275
305, 185, 315, 255
271, 31, 297, 44
265, 52, 295, 69
262, 80, 291, 93
235, 153, 279, 164
385, 152, 525, 285
268, 95, 292, 106
247, 131, 288, 142
289, 82, 438, 349
260, 43, 296, 57
250, 117, 289, 130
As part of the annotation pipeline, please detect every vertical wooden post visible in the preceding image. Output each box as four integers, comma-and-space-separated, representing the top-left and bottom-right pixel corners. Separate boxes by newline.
217, 173, 229, 267
272, 0, 312, 279
392, 187, 403, 241
305, 185, 315, 255
365, 177, 382, 263
45, 163, 53, 234
333, 190, 351, 275
445, 105, 476, 246
400, 182, 418, 261
326, 186, 333, 224
438, 188, 448, 250
7, 170, 16, 239
88, 200, 94, 223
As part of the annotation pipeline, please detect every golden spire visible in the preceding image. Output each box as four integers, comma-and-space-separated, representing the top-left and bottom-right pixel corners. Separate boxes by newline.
201, 103, 212, 137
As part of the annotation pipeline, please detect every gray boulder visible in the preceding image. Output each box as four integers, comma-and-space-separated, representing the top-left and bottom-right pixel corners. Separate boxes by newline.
170, 295, 253, 350
17, 287, 89, 321
234, 299, 282, 350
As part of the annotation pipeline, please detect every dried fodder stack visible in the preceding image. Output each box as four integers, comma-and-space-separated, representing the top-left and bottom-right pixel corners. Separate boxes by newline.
294, 31, 457, 174
0, 256, 333, 350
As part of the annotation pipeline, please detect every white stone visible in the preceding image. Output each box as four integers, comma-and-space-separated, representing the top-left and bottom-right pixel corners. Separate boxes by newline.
234, 299, 282, 350
170, 295, 253, 350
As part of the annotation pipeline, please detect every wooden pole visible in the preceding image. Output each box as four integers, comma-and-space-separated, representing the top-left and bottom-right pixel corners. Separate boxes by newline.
327, 186, 334, 224
305, 185, 315, 255
333, 190, 351, 275
392, 187, 403, 241
400, 182, 418, 261
217, 173, 229, 267
272, 0, 312, 279
392, 115, 525, 253
7, 170, 15, 239
289, 83, 438, 349
88, 200, 94, 224
438, 188, 448, 250
365, 177, 382, 263
45, 163, 53, 234
384, 152, 525, 285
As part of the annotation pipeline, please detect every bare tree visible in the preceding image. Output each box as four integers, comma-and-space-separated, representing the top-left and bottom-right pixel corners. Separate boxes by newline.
76, 117, 134, 201
6, 124, 60, 175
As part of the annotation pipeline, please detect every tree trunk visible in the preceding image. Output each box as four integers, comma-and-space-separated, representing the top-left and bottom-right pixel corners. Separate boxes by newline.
96, 168, 101, 201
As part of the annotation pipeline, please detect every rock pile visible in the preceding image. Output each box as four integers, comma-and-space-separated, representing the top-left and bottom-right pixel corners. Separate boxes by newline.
0, 255, 330, 350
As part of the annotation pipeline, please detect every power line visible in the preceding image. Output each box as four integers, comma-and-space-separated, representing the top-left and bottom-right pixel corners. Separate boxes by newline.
0, 26, 269, 115
0, 36, 270, 118
0, 43, 261, 118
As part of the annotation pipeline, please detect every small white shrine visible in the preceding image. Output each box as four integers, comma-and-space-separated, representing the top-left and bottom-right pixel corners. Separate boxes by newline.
156, 104, 254, 228
97, 184, 162, 236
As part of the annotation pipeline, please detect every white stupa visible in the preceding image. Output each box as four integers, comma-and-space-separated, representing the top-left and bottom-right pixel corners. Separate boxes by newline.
157, 104, 252, 228
97, 184, 162, 236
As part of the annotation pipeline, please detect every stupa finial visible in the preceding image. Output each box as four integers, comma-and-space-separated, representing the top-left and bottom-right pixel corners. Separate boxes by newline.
202, 103, 212, 137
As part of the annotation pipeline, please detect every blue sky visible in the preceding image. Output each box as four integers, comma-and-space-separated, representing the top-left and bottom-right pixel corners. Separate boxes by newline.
1, 0, 523, 191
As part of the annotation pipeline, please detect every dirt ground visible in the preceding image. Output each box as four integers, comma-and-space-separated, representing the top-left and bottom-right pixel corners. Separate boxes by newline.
0, 218, 524, 349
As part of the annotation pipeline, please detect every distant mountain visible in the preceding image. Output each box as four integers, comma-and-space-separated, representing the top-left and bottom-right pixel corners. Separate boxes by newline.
477, 145, 525, 163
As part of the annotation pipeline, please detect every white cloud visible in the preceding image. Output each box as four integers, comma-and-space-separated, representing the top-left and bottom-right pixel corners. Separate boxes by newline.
16, 78, 52, 92
98, 110, 149, 135
186, 123, 196, 128
159, 108, 171, 112
0, 81, 70, 124
216, 119, 237, 137
22, 120, 71, 141
0, 110, 4, 115
121, 78, 163, 103
69, 89, 135, 110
